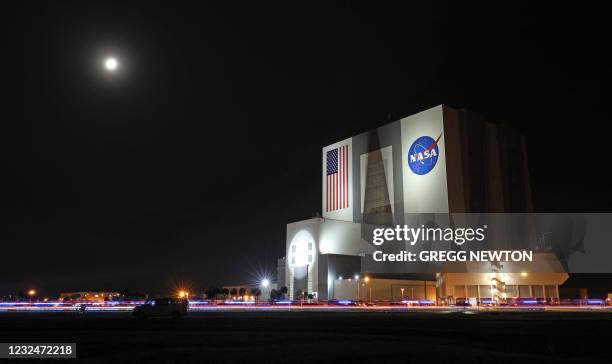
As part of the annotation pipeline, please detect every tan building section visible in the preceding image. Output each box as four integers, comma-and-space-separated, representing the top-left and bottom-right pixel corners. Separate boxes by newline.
437, 253, 569, 304
442, 106, 534, 214
438, 272, 569, 303
332, 278, 436, 302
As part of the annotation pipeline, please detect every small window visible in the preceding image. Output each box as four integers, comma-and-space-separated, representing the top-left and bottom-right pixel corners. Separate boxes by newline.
308, 254, 312, 263
291, 257, 295, 264
292, 245, 296, 252
308, 242, 313, 251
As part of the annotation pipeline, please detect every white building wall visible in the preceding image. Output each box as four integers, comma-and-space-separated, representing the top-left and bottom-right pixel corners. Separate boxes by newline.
401, 105, 449, 214
286, 218, 377, 298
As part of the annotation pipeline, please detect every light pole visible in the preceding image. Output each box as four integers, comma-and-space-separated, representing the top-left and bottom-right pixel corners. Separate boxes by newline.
491, 278, 496, 305
260, 278, 270, 303
28, 289, 36, 302
401, 287, 405, 306
355, 275, 360, 301
364, 276, 371, 303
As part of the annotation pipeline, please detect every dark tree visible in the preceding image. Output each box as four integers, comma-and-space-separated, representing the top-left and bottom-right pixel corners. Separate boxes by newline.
206, 287, 220, 299
269, 289, 278, 300
251, 288, 262, 297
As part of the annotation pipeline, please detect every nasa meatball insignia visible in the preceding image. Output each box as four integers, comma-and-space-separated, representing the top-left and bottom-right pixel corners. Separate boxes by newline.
408, 133, 442, 175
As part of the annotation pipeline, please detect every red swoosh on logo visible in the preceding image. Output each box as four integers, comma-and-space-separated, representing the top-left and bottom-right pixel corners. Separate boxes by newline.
425, 133, 443, 152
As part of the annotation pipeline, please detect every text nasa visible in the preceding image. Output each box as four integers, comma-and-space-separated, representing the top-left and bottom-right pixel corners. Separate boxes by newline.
410, 146, 437, 163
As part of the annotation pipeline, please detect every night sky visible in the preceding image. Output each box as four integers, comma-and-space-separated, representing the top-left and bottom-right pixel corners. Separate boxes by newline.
7, 2, 611, 296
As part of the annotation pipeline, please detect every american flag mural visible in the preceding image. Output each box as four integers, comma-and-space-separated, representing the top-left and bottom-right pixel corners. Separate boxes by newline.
326, 144, 349, 211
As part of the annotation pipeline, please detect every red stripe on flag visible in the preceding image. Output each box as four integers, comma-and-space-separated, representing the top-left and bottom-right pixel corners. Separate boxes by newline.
342, 145, 345, 209
330, 173, 332, 212
338, 149, 340, 211
342, 147, 345, 209
328, 174, 330, 212
330, 174, 333, 212
335, 170, 338, 210
332, 171, 335, 211
326, 174, 328, 212
340, 147, 343, 209
345, 145, 348, 208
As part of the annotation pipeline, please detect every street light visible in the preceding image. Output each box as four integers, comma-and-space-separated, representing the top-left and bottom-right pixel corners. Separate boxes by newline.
261, 279, 270, 288
27, 289, 36, 302
401, 288, 405, 306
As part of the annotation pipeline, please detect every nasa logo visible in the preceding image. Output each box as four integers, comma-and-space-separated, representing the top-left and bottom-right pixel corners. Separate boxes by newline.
408, 133, 442, 175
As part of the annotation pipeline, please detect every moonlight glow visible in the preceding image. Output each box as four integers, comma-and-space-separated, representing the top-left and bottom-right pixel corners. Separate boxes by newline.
104, 57, 118, 71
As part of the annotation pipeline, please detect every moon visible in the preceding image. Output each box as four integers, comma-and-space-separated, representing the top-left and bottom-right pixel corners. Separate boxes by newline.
104, 57, 118, 71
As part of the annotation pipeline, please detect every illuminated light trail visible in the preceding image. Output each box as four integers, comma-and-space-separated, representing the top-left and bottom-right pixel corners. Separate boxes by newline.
0, 301, 610, 313
222, 300, 256, 305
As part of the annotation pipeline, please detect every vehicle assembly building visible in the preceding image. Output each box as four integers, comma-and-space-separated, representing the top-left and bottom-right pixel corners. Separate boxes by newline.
282, 105, 568, 303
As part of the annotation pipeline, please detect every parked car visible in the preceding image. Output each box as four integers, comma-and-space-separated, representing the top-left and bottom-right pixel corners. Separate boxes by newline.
133, 297, 188, 319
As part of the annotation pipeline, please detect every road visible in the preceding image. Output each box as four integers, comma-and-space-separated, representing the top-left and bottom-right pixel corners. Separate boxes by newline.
1, 310, 611, 362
